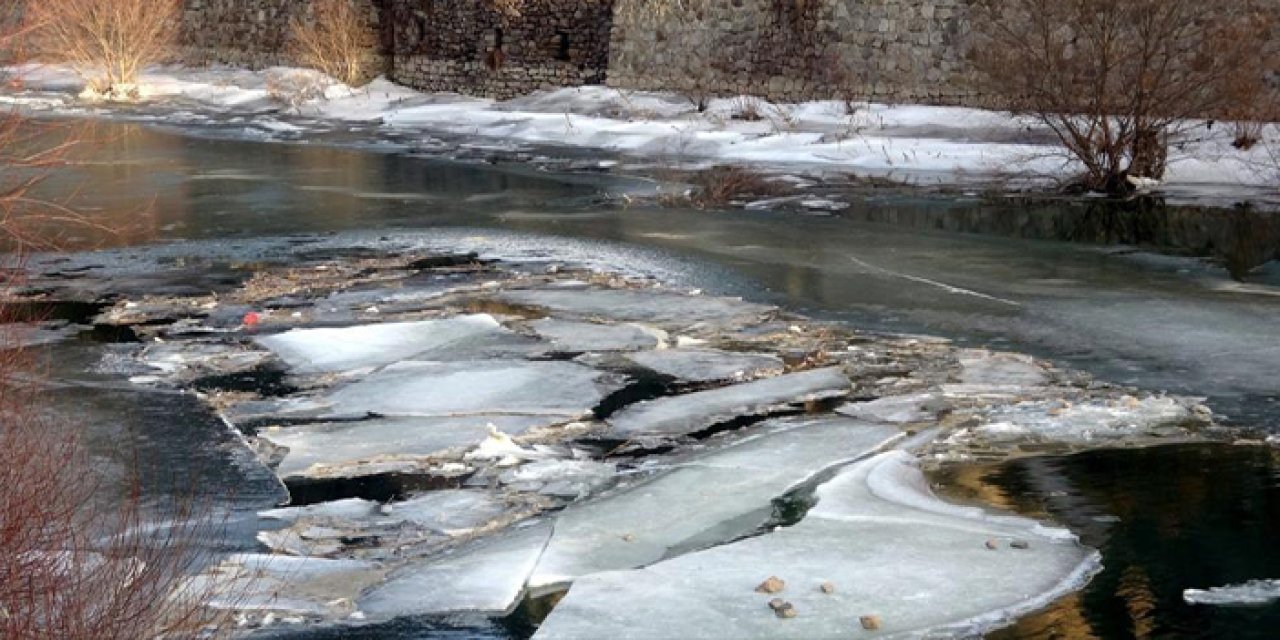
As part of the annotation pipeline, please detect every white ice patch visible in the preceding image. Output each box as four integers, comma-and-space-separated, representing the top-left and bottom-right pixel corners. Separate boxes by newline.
979, 396, 1196, 443
254, 315, 512, 374
1184, 579, 1280, 606
526, 318, 666, 353
174, 554, 382, 618
314, 360, 624, 419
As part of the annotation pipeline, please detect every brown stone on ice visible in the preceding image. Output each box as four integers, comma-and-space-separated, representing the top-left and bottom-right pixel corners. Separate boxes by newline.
755, 576, 785, 594
985, 539, 999, 550
860, 615, 882, 630
820, 581, 836, 594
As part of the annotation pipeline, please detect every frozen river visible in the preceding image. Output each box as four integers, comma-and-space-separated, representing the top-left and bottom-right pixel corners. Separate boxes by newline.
22, 120, 1280, 639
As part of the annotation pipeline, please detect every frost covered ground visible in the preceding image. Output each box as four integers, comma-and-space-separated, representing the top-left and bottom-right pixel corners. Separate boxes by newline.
3, 64, 1277, 196
10, 235, 1239, 638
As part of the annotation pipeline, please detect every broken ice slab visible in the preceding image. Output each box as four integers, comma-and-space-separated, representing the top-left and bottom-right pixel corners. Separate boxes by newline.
535, 452, 1098, 640
358, 521, 552, 619
175, 554, 383, 619
254, 314, 535, 374
946, 348, 1052, 394
259, 415, 552, 479
607, 367, 850, 438
836, 392, 949, 425
496, 289, 775, 330
314, 360, 626, 419
499, 459, 618, 499
1184, 579, 1280, 606
974, 396, 1201, 444
525, 318, 666, 353
257, 490, 519, 557
622, 348, 785, 384
526, 416, 900, 592
260, 497, 380, 521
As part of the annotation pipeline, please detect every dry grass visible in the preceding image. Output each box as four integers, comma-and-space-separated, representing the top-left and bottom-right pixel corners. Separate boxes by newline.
662, 165, 789, 209
289, 0, 374, 87
24, 0, 181, 94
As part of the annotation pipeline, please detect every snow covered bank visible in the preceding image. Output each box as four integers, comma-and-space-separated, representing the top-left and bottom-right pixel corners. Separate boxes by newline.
4, 64, 1277, 193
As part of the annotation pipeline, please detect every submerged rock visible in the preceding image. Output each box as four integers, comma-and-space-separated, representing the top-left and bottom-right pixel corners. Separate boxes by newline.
607, 367, 851, 438
534, 453, 1098, 639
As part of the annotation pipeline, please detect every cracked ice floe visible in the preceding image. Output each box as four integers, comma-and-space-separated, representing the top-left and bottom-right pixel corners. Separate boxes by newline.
621, 348, 785, 384
972, 396, 1199, 444
1184, 579, 1280, 606
496, 289, 775, 329
525, 318, 666, 353
836, 392, 950, 424
535, 452, 1099, 640
254, 315, 531, 374
309, 360, 626, 419
526, 416, 900, 592
257, 490, 522, 557
607, 367, 851, 438
358, 521, 553, 618
174, 554, 383, 619
259, 415, 551, 479
499, 459, 618, 499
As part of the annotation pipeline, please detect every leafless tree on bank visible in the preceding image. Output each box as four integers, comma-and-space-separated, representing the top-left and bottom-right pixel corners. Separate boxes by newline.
970, 0, 1278, 195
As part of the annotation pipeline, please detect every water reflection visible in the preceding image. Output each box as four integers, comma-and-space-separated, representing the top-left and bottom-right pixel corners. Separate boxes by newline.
934, 445, 1280, 640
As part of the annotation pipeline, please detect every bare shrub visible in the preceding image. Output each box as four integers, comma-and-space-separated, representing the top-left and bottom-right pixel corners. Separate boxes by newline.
289, 0, 376, 87
0, 24, 235, 639
661, 165, 789, 209
24, 0, 181, 95
729, 96, 765, 122
970, 0, 1278, 195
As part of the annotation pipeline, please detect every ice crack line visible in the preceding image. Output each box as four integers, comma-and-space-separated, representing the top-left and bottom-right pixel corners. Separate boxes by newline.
846, 255, 1023, 307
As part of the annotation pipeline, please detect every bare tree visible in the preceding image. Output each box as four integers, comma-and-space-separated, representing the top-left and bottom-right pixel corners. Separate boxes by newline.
289, 0, 375, 87
970, 0, 1278, 195
24, 0, 181, 97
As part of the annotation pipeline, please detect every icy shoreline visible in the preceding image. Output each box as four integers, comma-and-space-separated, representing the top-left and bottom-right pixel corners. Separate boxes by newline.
3, 64, 1277, 200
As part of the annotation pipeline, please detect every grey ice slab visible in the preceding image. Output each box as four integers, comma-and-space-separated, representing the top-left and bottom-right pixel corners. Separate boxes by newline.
177, 554, 383, 618
526, 416, 899, 591
259, 497, 380, 521
527, 318, 664, 353
260, 415, 552, 479
956, 349, 1050, 387
391, 490, 512, 536
607, 367, 851, 438
317, 360, 625, 419
836, 392, 949, 424
623, 348, 785, 384
254, 315, 529, 374
535, 452, 1098, 640
359, 521, 553, 618
497, 289, 775, 329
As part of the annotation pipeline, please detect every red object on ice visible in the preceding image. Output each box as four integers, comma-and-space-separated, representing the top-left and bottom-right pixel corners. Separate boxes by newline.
243, 311, 261, 327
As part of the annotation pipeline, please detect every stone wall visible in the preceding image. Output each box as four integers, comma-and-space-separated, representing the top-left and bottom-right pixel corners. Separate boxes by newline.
386, 0, 614, 99
607, 0, 977, 105
178, 0, 390, 81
